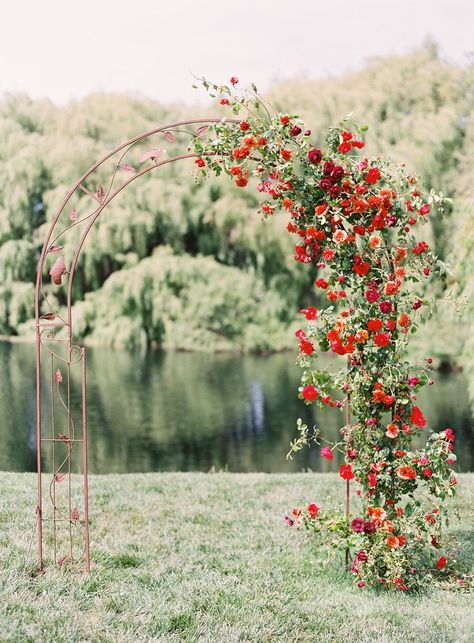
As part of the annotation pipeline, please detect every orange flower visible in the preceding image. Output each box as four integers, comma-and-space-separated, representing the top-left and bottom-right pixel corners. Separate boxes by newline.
282, 197, 293, 210
384, 280, 400, 296
369, 234, 382, 249
395, 266, 406, 278
385, 423, 400, 438
280, 149, 292, 161
386, 535, 406, 549
396, 465, 416, 480
370, 507, 387, 524
355, 329, 369, 343
394, 247, 408, 264
398, 312, 411, 330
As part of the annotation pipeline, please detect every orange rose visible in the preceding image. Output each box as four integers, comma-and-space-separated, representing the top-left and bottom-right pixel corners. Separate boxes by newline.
398, 312, 411, 330
384, 280, 400, 296
369, 234, 382, 249
396, 465, 416, 480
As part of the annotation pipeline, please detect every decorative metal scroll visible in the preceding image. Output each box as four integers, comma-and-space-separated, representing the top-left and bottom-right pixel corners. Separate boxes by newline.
34, 118, 238, 572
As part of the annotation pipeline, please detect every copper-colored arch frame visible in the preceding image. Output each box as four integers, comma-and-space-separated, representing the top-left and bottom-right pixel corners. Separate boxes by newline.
34, 118, 238, 572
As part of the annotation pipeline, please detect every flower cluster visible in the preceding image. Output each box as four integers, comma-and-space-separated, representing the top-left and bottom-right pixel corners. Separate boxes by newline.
194, 77, 458, 590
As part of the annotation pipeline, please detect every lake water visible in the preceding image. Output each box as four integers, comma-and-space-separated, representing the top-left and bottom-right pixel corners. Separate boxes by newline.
0, 341, 472, 473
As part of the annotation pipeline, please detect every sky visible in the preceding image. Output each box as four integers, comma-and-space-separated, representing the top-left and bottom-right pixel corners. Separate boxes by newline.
1, 0, 472, 105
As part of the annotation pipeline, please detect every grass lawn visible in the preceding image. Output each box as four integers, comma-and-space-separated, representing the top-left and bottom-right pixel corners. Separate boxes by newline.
1, 472, 473, 642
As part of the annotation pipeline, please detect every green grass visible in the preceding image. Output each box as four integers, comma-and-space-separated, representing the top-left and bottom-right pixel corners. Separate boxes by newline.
1, 472, 473, 642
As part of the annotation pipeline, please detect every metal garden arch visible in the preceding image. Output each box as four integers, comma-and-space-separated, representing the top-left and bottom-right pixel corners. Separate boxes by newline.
34, 118, 238, 572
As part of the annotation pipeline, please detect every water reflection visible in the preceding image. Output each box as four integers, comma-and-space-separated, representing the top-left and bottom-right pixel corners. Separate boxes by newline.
0, 341, 472, 473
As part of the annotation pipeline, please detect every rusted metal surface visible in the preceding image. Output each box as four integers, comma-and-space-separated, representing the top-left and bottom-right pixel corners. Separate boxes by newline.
34, 119, 238, 572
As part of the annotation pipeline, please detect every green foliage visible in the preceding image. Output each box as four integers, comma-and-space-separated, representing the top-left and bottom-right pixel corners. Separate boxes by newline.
74, 247, 293, 351
0, 45, 472, 360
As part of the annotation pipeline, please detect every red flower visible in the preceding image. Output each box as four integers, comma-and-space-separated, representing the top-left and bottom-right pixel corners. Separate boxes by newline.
300, 306, 318, 320
302, 385, 318, 401
396, 465, 416, 480
307, 148, 323, 164
291, 125, 302, 136
436, 556, 448, 570
195, 158, 205, 168
307, 503, 320, 518
374, 333, 390, 347
368, 473, 377, 487
351, 517, 365, 533
280, 149, 292, 161
338, 141, 352, 154
321, 447, 333, 461
240, 121, 250, 131
339, 464, 355, 480
280, 115, 290, 125
230, 76, 239, 86
365, 288, 380, 303
299, 339, 314, 355
353, 260, 369, 276
220, 98, 230, 105
315, 278, 328, 289
444, 428, 455, 442
367, 319, 383, 332
365, 168, 381, 185
423, 468, 433, 478
410, 406, 427, 428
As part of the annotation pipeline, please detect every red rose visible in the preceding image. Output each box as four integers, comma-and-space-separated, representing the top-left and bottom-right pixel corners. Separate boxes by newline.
299, 339, 314, 355
300, 306, 318, 320
302, 385, 318, 401
339, 464, 355, 480
319, 178, 332, 192
280, 115, 290, 125
410, 405, 427, 428
338, 141, 351, 154
240, 121, 250, 131
230, 76, 239, 86
365, 168, 381, 184
367, 319, 383, 332
307, 503, 320, 518
291, 125, 302, 136
436, 556, 448, 570
323, 161, 335, 175
315, 278, 328, 289
365, 288, 380, 303
308, 148, 323, 164
374, 333, 390, 347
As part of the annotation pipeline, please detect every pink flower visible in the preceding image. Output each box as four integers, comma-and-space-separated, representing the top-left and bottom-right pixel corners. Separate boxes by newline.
351, 517, 365, 533
364, 521, 376, 534
321, 447, 334, 461
365, 289, 380, 303
379, 300, 393, 314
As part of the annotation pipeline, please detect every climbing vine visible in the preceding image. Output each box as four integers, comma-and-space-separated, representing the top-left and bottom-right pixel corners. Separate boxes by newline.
194, 77, 460, 591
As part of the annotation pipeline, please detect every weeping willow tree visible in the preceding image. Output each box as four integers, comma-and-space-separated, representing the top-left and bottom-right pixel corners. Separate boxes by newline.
0, 44, 472, 361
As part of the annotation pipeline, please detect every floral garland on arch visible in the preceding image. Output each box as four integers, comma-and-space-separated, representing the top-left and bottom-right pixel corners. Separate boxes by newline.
193, 77, 461, 591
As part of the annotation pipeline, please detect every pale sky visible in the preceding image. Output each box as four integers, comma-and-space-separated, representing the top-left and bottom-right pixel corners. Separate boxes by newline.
1, 0, 472, 105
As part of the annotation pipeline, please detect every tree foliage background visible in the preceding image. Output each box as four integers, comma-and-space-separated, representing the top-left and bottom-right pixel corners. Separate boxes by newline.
0, 45, 472, 383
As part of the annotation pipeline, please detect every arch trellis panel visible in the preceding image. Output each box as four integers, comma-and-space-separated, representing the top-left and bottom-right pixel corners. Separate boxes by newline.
34, 118, 238, 572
